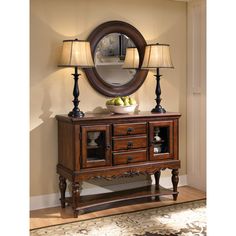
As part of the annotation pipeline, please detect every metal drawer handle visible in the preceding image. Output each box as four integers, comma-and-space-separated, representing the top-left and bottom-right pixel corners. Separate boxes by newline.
127, 127, 134, 133
127, 156, 133, 162
127, 141, 133, 149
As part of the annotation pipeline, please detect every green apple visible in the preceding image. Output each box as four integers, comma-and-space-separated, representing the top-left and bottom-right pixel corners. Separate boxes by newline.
124, 101, 130, 106
123, 97, 130, 106
121, 96, 129, 102
115, 97, 124, 106
106, 98, 117, 105
129, 97, 137, 105
110, 98, 116, 105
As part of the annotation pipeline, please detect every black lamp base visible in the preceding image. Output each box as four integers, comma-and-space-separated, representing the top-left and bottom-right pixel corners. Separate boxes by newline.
68, 110, 84, 118
68, 67, 85, 118
151, 68, 167, 114
151, 105, 166, 113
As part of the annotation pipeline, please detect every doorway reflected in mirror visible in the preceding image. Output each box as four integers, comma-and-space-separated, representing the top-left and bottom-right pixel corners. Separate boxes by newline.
94, 33, 136, 86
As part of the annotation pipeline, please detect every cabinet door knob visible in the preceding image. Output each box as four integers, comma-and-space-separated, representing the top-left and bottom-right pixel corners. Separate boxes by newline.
106, 144, 111, 150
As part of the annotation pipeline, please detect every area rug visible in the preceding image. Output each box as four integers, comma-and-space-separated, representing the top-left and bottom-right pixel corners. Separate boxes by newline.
30, 200, 206, 236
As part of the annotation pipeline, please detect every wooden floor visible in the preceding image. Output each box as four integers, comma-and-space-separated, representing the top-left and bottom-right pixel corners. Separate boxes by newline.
30, 186, 206, 230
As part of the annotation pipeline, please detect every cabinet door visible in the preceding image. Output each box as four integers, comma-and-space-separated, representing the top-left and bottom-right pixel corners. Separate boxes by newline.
81, 125, 111, 168
149, 120, 177, 161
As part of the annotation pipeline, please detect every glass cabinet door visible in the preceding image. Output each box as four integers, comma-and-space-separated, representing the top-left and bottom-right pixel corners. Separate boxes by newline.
149, 121, 176, 161
81, 125, 111, 168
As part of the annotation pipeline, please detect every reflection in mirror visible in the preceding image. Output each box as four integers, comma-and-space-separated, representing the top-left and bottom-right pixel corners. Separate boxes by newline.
84, 21, 148, 97
123, 47, 139, 69
94, 33, 137, 86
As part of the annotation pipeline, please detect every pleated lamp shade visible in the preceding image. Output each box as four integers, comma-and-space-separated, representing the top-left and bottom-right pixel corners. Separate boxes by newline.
58, 39, 94, 68
141, 44, 173, 69
122, 47, 139, 69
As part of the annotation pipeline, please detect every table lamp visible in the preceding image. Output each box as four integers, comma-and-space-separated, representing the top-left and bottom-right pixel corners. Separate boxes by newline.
58, 39, 94, 117
141, 43, 173, 113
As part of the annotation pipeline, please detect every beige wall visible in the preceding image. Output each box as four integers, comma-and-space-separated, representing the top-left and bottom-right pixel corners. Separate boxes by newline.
30, 0, 187, 196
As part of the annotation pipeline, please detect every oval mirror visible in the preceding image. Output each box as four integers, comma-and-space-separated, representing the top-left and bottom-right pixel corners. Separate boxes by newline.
95, 33, 136, 86
84, 21, 148, 97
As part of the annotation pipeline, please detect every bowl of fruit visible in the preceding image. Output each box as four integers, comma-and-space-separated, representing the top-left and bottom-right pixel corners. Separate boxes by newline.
106, 96, 137, 114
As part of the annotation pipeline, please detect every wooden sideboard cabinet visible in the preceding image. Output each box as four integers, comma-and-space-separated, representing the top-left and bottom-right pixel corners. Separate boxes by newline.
56, 112, 181, 217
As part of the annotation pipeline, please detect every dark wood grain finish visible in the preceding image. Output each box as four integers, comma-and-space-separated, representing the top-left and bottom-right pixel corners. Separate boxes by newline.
59, 176, 67, 208
113, 136, 147, 151
172, 169, 179, 201
113, 122, 147, 136
65, 185, 177, 213
56, 111, 181, 123
72, 182, 81, 217
154, 170, 161, 200
113, 149, 147, 165
57, 160, 180, 182
173, 119, 179, 160
56, 112, 181, 217
74, 125, 81, 170
58, 122, 75, 171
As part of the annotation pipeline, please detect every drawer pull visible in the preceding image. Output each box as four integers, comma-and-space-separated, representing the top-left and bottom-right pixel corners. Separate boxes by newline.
127, 141, 133, 149
127, 156, 133, 162
127, 127, 134, 133
113, 150, 147, 165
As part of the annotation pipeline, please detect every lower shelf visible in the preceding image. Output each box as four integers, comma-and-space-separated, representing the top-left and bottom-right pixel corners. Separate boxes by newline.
65, 185, 177, 211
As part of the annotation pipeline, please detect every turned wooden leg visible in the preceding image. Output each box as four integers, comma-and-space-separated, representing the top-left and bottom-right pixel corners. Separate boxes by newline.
154, 171, 161, 200
72, 182, 81, 218
171, 169, 179, 201
59, 175, 67, 208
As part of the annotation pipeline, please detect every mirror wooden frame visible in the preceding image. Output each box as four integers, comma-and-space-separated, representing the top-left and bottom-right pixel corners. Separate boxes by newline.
84, 21, 148, 97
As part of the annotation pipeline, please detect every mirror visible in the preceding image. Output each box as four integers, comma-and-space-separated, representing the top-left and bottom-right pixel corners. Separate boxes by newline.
84, 21, 148, 97
95, 33, 136, 86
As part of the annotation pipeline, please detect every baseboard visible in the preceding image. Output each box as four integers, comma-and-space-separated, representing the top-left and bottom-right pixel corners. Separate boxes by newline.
30, 174, 187, 211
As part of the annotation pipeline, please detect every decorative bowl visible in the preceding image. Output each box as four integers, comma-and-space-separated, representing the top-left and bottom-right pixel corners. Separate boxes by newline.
106, 104, 137, 114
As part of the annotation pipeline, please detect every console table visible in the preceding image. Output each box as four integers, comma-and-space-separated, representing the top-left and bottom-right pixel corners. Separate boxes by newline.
56, 111, 181, 217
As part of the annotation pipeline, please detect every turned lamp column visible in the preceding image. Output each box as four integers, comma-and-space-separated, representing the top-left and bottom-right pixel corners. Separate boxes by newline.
58, 39, 94, 118
69, 66, 83, 117
141, 43, 174, 113
153, 68, 165, 113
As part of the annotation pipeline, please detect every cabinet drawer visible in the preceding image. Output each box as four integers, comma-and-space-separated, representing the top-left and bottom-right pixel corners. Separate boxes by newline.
113, 150, 147, 165
113, 122, 147, 136
113, 136, 147, 151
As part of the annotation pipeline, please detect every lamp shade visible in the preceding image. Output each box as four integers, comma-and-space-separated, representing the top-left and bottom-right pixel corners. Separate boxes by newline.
141, 44, 173, 69
122, 47, 139, 69
58, 39, 94, 68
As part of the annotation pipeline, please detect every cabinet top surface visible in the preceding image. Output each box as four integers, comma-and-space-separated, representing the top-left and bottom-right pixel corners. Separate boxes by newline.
56, 111, 181, 122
